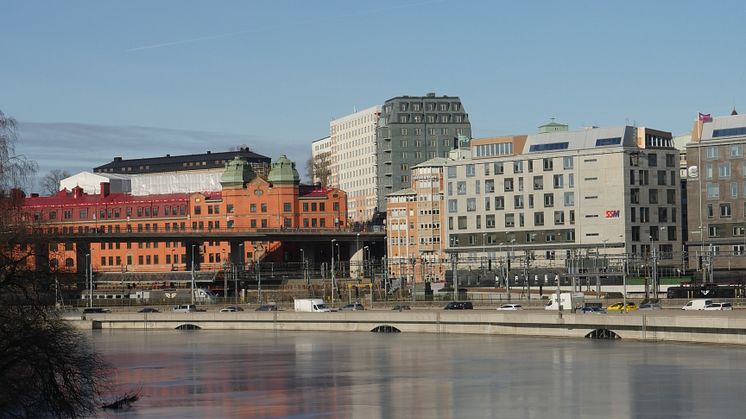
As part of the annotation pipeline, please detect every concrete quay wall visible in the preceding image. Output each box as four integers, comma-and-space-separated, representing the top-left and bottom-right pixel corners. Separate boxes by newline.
82, 310, 746, 345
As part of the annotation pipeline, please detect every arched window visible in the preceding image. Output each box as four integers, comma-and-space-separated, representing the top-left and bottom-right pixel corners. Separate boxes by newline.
65, 258, 75, 268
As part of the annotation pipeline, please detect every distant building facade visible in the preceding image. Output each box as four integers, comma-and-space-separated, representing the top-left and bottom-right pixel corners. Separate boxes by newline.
70, 148, 273, 196
685, 109, 746, 274
329, 106, 381, 223
376, 93, 471, 213
444, 125, 681, 271
21, 155, 347, 275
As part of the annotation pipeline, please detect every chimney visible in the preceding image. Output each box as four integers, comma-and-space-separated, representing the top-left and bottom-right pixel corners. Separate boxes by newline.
100, 182, 110, 197
72, 186, 84, 199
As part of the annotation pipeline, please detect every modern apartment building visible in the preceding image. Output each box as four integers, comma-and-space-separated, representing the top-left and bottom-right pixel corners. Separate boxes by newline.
376, 93, 471, 213
444, 125, 682, 273
685, 109, 746, 274
329, 106, 381, 223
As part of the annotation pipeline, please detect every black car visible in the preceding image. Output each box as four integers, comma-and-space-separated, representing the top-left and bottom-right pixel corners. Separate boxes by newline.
340, 303, 365, 311
444, 301, 473, 310
138, 307, 160, 313
82, 307, 111, 314
255, 304, 279, 312
392, 304, 411, 311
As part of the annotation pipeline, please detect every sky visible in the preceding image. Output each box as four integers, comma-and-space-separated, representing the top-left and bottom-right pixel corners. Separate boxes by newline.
2, 0, 745, 191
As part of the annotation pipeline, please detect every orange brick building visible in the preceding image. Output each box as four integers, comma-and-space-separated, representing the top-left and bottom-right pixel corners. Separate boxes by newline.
20, 155, 347, 274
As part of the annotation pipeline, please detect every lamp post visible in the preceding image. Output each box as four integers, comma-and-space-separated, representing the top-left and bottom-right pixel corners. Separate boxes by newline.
191, 244, 196, 305
237, 243, 244, 304
222, 249, 228, 299
363, 246, 370, 280
331, 239, 337, 306
86, 253, 92, 308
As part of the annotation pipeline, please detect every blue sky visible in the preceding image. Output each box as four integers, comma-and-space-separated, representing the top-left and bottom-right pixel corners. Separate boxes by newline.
2, 0, 745, 190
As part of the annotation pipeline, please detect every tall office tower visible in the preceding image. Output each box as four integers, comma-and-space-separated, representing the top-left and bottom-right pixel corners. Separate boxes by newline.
376, 93, 471, 213
329, 106, 381, 224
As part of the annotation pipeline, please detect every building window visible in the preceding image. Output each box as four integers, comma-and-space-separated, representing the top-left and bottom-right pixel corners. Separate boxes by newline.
543, 158, 553, 171
719, 162, 731, 179
731, 144, 743, 158
457, 181, 466, 195
534, 212, 544, 226
544, 193, 554, 207
505, 213, 515, 227
458, 216, 467, 230
513, 161, 523, 173
554, 210, 565, 225
466, 164, 475, 177
495, 196, 504, 210
563, 156, 573, 169
721, 203, 732, 218
283, 203, 291, 212
564, 192, 575, 206
504, 179, 514, 192
466, 198, 477, 212
533, 176, 543, 190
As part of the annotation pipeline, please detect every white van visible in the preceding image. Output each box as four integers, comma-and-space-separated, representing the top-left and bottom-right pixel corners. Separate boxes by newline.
173, 304, 197, 313
682, 299, 713, 311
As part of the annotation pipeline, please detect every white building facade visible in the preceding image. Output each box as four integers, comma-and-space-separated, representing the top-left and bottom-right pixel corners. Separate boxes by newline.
444, 125, 682, 276
329, 106, 381, 224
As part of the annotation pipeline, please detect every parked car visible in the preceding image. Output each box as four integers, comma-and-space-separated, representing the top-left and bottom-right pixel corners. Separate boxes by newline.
173, 304, 198, 313
578, 306, 606, 314
341, 303, 365, 311
255, 304, 279, 311
682, 299, 713, 311
639, 302, 662, 310
445, 301, 473, 310
220, 306, 245, 313
392, 304, 411, 311
704, 302, 733, 311
82, 307, 111, 314
497, 304, 523, 311
138, 307, 160, 313
607, 302, 637, 312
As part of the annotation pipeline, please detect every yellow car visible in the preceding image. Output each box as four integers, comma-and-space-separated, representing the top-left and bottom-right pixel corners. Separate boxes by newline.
607, 302, 637, 312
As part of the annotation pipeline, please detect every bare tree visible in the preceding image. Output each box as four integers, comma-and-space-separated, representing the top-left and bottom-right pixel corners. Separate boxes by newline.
0, 109, 107, 418
40, 169, 72, 196
0, 110, 37, 193
306, 151, 332, 187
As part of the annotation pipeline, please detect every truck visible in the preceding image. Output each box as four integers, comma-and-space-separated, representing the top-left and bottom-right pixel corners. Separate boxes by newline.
294, 298, 332, 313
545, 292, 585, 311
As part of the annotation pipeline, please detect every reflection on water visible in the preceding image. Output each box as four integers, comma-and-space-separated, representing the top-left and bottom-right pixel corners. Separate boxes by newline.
91, 330, 746, 418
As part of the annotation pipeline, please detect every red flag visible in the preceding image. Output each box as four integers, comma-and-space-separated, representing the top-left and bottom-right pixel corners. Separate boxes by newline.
698, 112, 712, 122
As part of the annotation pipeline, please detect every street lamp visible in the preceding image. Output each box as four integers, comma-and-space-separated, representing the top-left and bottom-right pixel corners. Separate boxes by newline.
331, 239, 337, 306
237, 243, 244, 304
191, 244, 196, 305
222, 248, 228, 299
300, 248, 308, 287
85, 253, 91, 308
363, 246, 370, 280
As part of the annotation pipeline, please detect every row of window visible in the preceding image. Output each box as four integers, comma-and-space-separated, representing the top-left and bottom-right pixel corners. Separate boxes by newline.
449, 174, 576, 196
448, 157, 576, 179
394, 102, 462, 112
39, 204, 188, 222
448, 210, 577, 230
448, 192, 576, 213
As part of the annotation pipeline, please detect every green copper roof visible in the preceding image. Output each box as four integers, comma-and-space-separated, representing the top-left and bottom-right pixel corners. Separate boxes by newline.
268, 155, 300, 184
220, 156, 255, 188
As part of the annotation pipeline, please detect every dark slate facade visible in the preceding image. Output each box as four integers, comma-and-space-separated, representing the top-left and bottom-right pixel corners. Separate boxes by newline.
376, 93, 471, 211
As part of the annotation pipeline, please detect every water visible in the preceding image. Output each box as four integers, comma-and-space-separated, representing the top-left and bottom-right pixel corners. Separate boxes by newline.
92, 330, 746, 418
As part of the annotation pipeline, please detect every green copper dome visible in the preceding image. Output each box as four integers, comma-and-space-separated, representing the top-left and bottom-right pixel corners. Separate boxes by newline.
268, 155, 300, 185
220, 156, 255, 188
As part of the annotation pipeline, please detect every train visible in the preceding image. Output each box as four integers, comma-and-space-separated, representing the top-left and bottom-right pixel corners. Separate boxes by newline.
666, 283, 746, 299
80, 288, 216, 303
